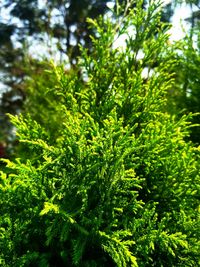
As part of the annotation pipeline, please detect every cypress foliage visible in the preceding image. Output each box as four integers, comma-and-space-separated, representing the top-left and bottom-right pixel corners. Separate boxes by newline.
0, 1, 199, 266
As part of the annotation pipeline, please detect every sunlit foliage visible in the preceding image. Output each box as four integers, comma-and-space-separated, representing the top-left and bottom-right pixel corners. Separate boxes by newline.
0, 1, 199, 266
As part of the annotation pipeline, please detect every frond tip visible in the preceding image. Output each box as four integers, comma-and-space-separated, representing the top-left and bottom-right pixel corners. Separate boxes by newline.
99, 231, 138, 267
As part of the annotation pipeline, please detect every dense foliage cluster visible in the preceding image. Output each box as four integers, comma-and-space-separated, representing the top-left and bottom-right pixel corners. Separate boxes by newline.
0, 1, 199, 266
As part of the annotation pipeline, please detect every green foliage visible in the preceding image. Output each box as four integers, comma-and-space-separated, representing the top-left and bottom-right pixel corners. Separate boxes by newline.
0, 0, 111, 157
165, 1, 200, 145
0, 1, 199, 266
167, 28, 200, 144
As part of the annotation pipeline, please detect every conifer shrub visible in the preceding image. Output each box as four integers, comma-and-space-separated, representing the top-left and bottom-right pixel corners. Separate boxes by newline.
0, 1, 199, 266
